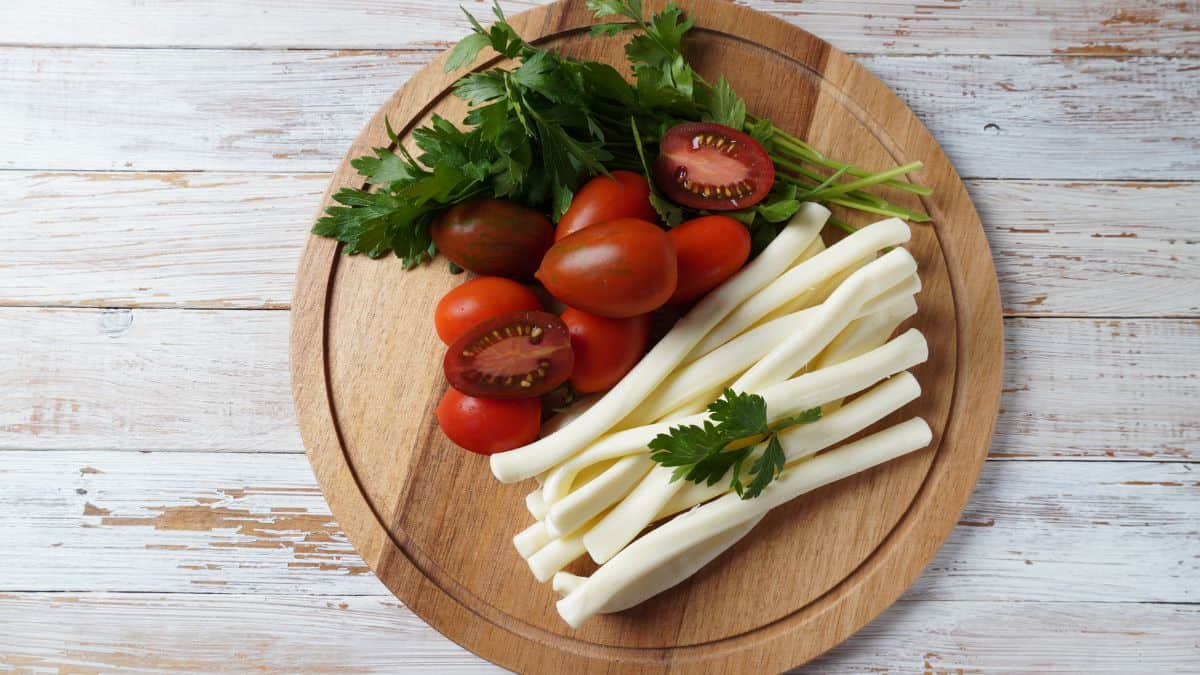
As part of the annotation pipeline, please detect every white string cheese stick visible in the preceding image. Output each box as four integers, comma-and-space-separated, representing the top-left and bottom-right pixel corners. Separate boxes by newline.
761, 255, 872, 327
552, 572, 587, 596
556, 417, 933, 628
525, 489, 548, 521
545, 454, 653, 537
632, 274, 920, 426
571, 515, 763, 611
528, 534, 587, 583
513, 521, 552, 560
692, 218, 910, 358
813, 296, 918, 373
539, 329, 928, 503
732, 248, 918, 394
660, 371, 922, 517
490, 203, 830, 483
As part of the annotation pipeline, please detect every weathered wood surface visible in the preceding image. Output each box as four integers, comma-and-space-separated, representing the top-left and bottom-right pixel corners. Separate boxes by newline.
0, 308, 301, 452
3, 0, 1197, 670
3, 310, 1193, 460
3, 48, 1197, 178
0, 594, 1196, 674
3, 451, 1196, 602
1, 0, 1195, 56
3, 173, 1197, 315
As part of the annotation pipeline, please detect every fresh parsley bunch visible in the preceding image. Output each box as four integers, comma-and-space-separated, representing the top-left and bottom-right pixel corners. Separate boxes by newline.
313, 0, 931, 267
649, 388, 822, 500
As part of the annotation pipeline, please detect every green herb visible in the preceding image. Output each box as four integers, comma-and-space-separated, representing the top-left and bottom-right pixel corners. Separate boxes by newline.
648, 388, 821, 499
311, 0, 931, 266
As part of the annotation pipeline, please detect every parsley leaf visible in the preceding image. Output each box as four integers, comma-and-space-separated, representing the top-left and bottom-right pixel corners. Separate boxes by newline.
647, 388, 822, 499
707, 388, 768, 440
445, 32, 490, 71
703, 77, 746, 130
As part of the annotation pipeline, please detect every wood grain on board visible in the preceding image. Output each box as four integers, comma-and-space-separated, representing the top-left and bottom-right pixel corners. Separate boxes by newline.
0, 594, 1196, 674
3, 309, 1192, 460
291, 0, 998, 670
4, 451, 1196, 603
2, 172, 1197, 315
3, 48, 1197, 177
1, 0, 1195, 56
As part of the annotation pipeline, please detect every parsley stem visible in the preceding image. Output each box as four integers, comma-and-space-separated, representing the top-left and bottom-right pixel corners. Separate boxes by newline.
803, 161, 925, 202
767, 131, 933, 197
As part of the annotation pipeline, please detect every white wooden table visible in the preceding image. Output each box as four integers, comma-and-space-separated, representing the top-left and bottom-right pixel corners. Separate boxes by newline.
2, 1, 1197, 672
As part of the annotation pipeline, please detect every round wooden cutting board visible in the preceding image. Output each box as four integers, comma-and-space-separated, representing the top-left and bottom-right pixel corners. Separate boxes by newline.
291, 1, 1003, 671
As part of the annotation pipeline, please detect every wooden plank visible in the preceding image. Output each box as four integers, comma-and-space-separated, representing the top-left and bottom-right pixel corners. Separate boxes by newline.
0, 0, 1195, 56
3, 173, 1197, 315
0, 308, 302, 452
2, 453, 1196, 600
1, 48, 1196, 178
0, 172, 324, 309
997, 318, 1199, 461
2, 310, 1194, 459
0, 596, 1195, 674
973, 181, 1200, 317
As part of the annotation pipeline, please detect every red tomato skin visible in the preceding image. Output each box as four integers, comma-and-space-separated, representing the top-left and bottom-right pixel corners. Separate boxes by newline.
561, 309, 651, 393
435, 388, 541, 455
431, 200, 555, 278
653, 122, 775, 211
555, 171, 659, 241
535, 218, 677, 319
434, 277, 543, 345
667, 215, 752, 304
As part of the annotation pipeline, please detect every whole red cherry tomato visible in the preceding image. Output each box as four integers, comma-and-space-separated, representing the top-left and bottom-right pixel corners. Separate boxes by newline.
555, 170, 658, 241
561, 308, 651, 393
653, 122, 774, 211
535, 218, 677, 318
435, 388, 540, 455
434, 277, 543, 345
432, 199, 554, 278
667, 215, 752, 304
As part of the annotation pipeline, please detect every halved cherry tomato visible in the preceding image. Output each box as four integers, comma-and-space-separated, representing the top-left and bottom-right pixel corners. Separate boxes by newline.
653, 122, 774, 211
667, 215, 752, 304
444, 310, 573, 399
555, 170, 658, 241
431, 199, 555, 278
435, 388, 540, 455
535, 218, 677, 318
561, 308, 651, 393
434, 277, 543, 345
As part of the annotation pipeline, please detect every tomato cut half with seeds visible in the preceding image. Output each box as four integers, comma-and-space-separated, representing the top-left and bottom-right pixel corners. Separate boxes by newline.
653, 122, 774, 211
444, 310, 573, 399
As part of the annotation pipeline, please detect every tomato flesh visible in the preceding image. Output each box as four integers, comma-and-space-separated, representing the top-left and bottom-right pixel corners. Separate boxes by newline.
668, 215, 752, 304
653, 122, 774, 211
444, 310, 573, 399
434, 276, 543, 345
435, 388, 540, 455
555, 170, 658, 241
561, 308, 651, 393
536, 218, 677, 318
